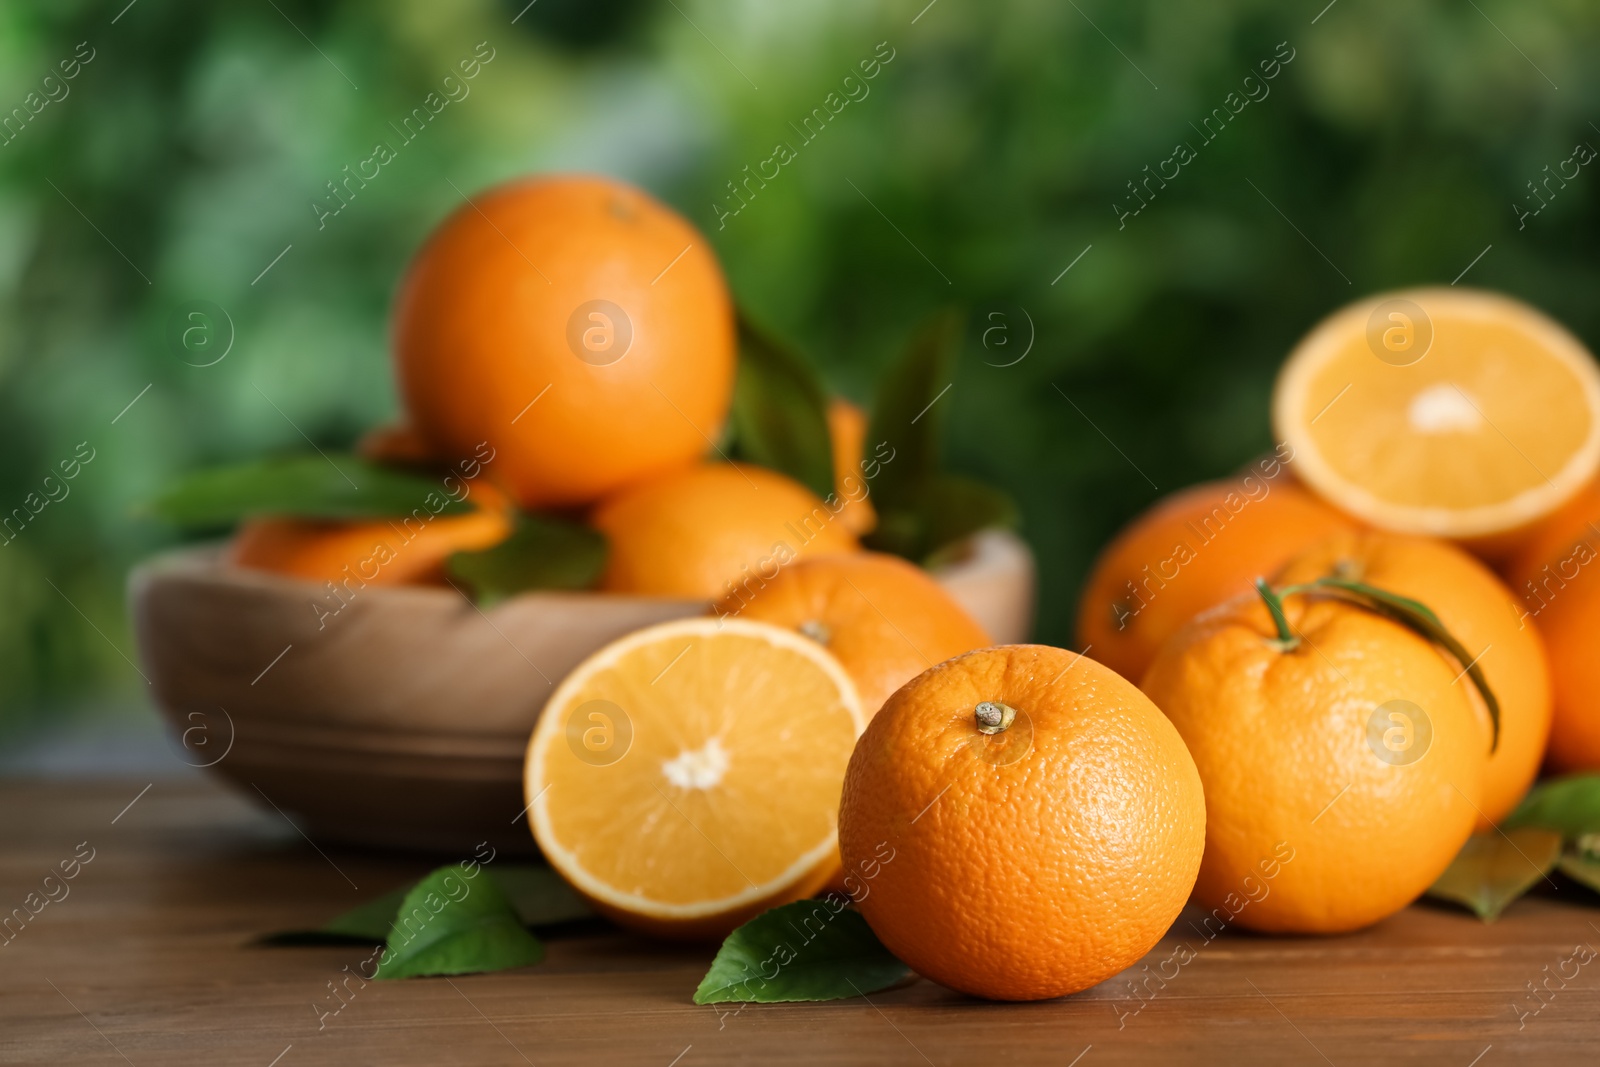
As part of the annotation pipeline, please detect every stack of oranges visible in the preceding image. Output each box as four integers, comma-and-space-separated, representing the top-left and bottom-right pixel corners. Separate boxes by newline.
528, 283, 1600, 1000
221, 175, 1004, 940
1075, 288, 1600, 938
231, 175, 871, 602
225, 176, 1600, 1003
832, 288, 1600, 1002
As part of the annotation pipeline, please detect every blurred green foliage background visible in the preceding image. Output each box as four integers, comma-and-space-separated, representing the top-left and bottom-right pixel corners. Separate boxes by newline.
2, 0, 1598, 736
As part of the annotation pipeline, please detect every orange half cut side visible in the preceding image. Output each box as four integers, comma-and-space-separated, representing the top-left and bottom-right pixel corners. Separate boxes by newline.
1273, 288, 1600, 540
524, 617, 863, 939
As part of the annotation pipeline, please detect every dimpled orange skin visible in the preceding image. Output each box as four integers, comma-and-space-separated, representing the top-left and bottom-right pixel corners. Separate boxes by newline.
591, 463, 860, 599
839, 645, 1205, 1001
392, 175, 735, 509
1141, 593, 1487, 934
1275, 531, 1550, 828
1077, 477, 1359, 683
1507, 480, 1600, 772
712, 552, 992, 717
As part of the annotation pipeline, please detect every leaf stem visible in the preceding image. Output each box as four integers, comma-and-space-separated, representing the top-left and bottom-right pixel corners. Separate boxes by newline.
1253, 578, 1300, 651
1258, 575, 1500, 754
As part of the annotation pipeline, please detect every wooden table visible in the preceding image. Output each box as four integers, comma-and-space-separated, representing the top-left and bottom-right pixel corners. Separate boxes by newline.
3, 777, 1598, 1066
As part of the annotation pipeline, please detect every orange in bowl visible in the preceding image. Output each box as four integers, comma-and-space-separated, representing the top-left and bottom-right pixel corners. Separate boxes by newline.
393, 175, 736, 509
590, 463, 859, 599
229, 480, 513, 589
826, 397, 878, 536
713, 551, 991, 718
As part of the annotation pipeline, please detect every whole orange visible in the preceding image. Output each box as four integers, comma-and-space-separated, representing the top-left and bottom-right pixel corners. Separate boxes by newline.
591, 463, 859, 599
229, 481, 512, 588
1274, 531, 1549, 828
392, 175, 735, 509
839, 645, 1205, 1001
1506, 480, 1600, 772
1076, 469, 1358, 683
712, 552, 991, 717
1141, 586, 1489, 933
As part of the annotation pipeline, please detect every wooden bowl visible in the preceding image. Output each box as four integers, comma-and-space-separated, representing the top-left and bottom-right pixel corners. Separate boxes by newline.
129, 530, 1035, 854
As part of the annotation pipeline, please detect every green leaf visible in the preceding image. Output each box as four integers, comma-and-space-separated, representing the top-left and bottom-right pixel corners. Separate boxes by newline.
491, 865, 594, 927
693, 899, 911, 1004
728, 313, 834, 499
375, 865, 544, 980
150, 454, 473, 526
322, 886, 409, 941
1504, 774, 1600, 837
865, 310, 963, 516
860, 311, 1021, 561
916, 474, 1019, 562
447, 512, 606, 601
1425, 828, 1563, 921
1281, 577, 1500, 751
1557, 844, 1600, 896
258, 886, 408, 945
862, 505, 924, 560
863, 311, 1019, 561
261, 865, 592, 945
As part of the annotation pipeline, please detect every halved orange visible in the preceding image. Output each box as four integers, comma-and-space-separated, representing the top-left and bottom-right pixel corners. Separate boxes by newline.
1273, 288, 1600, 545
524, 617, 864, 939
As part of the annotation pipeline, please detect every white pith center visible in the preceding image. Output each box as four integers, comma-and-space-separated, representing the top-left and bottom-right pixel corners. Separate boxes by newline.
1408, 382, 1483, 434
662, 737, 730, 790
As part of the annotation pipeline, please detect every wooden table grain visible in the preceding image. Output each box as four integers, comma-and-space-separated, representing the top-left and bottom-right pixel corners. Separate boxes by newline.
3, 777, 1598, 1066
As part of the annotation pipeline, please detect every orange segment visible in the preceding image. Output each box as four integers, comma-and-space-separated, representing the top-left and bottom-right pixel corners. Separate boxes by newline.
525, 618, 864, 939
1273, 288, 1600, 539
